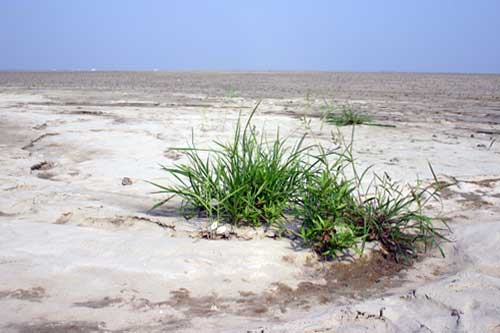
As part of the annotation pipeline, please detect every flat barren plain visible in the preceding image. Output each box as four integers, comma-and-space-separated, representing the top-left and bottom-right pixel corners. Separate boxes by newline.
1, 72, 500, 332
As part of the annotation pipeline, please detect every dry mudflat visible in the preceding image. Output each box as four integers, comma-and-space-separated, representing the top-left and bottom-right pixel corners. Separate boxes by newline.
1, 72, 500, 332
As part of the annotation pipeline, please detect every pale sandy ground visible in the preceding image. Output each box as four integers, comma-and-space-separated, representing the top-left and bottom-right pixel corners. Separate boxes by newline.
1, 72, 500, 332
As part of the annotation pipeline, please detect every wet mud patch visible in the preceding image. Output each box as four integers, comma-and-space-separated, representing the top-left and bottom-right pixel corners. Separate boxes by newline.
439, 176, 500, 210
233, 252, 406, 316
118, 252, 406, 322
462, 177, 500, 188
123, 288, 230, 317
164, 288, 231, 316
56, 252, 405, 329
455, 192, 492, 209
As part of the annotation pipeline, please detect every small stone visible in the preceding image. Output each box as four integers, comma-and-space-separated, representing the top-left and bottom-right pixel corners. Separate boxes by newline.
216, 225, 227, 235
121, 177, 133, 186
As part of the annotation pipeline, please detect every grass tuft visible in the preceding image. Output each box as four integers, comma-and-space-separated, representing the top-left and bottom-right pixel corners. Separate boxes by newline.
151, 104, 448, 262
321, 100, 396, 128
322, 103, 371, 126
327, 107, 371, 126
149, 101, 311, 226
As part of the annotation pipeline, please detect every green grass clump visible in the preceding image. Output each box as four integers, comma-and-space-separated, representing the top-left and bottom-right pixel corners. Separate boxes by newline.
321, 101, 396, 128
295, 148, 362, 257
151, 104, 447, 262
323, 104, 372, 126
150, 102, 311, 226
293, 130, 447, 261
354, 169, 447, 261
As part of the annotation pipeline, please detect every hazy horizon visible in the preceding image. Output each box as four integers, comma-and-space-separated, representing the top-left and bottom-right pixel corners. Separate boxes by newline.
2, 1, 500, 74
2, 70, 500, 76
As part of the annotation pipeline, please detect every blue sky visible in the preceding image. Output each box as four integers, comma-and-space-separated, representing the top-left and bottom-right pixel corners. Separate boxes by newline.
1, 0, 500, 73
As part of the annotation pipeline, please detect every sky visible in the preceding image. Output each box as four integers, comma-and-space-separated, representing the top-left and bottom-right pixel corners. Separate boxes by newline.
1, 0, 500, 73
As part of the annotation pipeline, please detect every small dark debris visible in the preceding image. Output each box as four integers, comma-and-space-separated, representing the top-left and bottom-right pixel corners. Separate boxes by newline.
451, 309, 463, 325
31, 161, 55, 171
22, 133, 59, 150
355, 310, 386, 321
71, 110, 104, 116
121, 177, 133, 186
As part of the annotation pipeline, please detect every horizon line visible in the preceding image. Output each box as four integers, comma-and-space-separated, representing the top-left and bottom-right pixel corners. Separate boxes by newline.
1, 69, 499, 76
